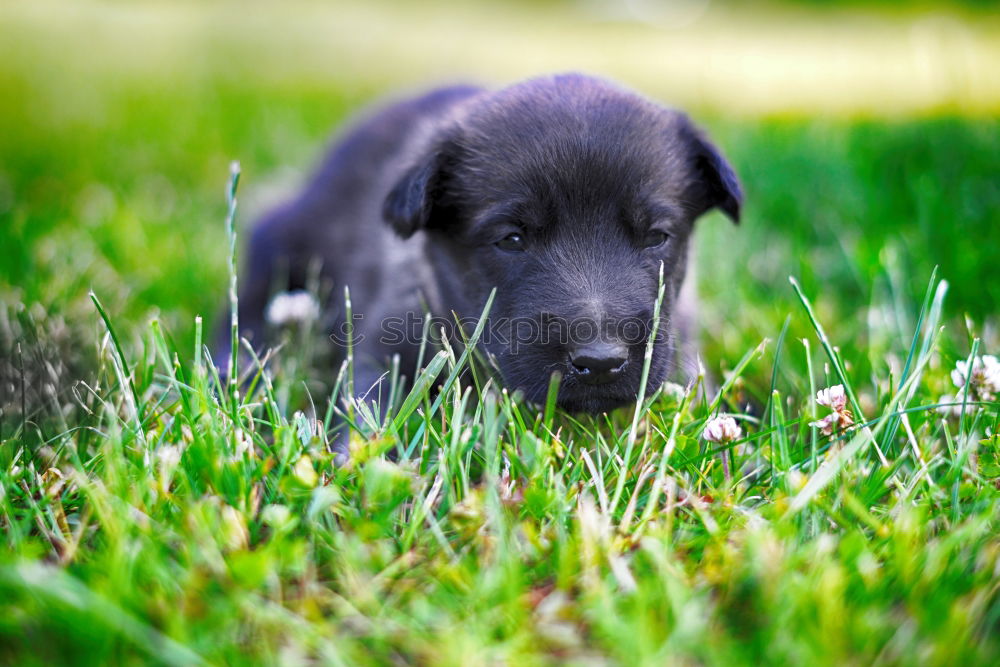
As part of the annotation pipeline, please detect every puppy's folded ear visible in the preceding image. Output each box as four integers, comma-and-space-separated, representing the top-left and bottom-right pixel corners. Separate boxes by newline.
383, 139, 460, 238
681, 121, 743, 224
383, 155, 437, 238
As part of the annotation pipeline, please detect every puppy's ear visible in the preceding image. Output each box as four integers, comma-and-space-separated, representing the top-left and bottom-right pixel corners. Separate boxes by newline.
383, 139, 459, 238
383, 156, 437, 238
681, 121, 743, 224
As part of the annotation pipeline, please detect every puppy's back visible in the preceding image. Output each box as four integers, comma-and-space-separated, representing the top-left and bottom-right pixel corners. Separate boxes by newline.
222, 84, 482, 360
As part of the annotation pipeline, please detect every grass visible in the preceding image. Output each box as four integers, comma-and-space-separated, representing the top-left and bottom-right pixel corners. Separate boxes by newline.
2, 1, 1000, 664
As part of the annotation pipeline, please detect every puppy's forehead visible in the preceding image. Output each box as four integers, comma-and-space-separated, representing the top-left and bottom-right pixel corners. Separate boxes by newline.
454, 76, 695, 206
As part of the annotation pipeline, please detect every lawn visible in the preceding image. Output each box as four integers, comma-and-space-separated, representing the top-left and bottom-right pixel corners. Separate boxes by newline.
1, 1, 999, 665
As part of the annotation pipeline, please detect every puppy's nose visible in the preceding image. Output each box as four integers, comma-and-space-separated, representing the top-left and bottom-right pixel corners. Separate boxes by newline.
569, 341, 628, 384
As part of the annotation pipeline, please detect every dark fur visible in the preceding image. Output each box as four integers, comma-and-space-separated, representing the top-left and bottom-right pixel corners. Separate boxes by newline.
220, 74, 741, 434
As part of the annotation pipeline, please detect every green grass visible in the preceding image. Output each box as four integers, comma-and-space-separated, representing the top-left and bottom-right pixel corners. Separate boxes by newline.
2, 1, 1000, 664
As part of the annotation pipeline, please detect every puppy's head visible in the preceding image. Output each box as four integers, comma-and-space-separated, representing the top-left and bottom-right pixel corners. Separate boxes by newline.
384, 74, 741, 413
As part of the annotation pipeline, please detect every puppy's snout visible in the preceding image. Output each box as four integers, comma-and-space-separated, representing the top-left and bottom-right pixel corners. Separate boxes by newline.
568, 341, 629, 385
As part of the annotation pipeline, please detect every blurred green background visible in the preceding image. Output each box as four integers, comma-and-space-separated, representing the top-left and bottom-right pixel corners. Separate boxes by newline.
1, 0, 998, 381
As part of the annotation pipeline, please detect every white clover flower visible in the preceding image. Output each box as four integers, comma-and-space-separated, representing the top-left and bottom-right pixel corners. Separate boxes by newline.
809, 384, 855, 436
951, 354, 1000, 402
702, 416, 742, 444
266, 290, 320, 326
815, 384, 848, 412
987, 355, 1000, 386
809, 411, 856, 436
661, 381, 687, 401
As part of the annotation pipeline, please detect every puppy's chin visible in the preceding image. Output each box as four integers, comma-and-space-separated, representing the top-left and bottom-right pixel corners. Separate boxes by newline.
554, 391, 637, 416
507, 362, 671, 416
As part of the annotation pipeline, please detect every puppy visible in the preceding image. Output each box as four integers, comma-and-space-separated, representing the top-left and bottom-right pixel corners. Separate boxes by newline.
221, 73, 741, 445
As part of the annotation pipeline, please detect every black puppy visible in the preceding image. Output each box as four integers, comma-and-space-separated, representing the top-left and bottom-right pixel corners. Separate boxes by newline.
222, 73, 741, 442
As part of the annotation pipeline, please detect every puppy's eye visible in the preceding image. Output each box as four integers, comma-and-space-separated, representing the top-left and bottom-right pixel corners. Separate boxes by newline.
495, 232, 527, 252
641, 231, 670, 249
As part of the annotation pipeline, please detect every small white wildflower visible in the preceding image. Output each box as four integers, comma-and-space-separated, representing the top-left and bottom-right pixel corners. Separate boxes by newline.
815, 384, 848, 412
951, 354, 1000, 402
988, 355, 1000, 385
702, 416, 742, 444
265, 290, 320, 326
661, 381, 687, 401
808, 413, 838, 436
809, 384, 855, 436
